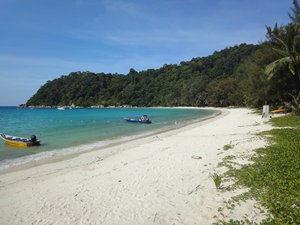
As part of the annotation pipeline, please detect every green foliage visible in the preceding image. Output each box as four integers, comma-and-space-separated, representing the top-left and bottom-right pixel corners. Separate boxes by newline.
27, 72, 127, 106
26, 44, 259, 107
241, 42, 299, 107
265, 0, 300, 86
226, 123, 300, 224
213, 219, 254, 225
290, 91, 300, 115
26, 41, 299, 108
223, 144, 234, 151
211, 173, 223, 189
265, 24, 300, 82
217, 155, 237, 170
270, 114, 300, 127
204, 78, 244, 106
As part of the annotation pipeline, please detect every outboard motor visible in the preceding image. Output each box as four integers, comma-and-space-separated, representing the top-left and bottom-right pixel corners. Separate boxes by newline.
30, 134, 37, 142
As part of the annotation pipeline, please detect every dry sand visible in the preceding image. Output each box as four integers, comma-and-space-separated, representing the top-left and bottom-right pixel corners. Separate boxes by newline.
0, 108, 274, 225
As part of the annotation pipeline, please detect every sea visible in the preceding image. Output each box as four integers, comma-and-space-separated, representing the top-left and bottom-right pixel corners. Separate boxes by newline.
0, 107, 217, 171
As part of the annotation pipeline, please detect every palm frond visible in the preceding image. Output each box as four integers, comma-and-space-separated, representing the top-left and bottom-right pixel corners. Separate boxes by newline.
265, 57, 291, 80
288, 0, 300, 24
272, 47, 288, 57
289, 63, 296, 75
292, 55, 300, 62
274, 36, 290, 53
289, 91, 300, 115
293, 35, 300, 52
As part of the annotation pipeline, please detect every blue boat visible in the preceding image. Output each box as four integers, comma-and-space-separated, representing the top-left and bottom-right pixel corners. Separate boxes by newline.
124, 114, 152, 124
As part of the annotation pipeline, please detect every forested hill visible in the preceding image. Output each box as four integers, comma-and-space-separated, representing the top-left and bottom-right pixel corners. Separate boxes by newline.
27, 43, 295, 107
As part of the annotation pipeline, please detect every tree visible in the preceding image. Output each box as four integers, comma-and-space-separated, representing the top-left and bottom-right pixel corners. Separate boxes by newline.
265, 24, 300, 84
265, 0, 300, 86
26, 44, 258, 107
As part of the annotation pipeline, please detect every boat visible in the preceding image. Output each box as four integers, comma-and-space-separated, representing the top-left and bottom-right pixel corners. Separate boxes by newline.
124, 114, 152, 124
271, 108, 287, 113
57, 107, 66, 110
0, 133, 40, 147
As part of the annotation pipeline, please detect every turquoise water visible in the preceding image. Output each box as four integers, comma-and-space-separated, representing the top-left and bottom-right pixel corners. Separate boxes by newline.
0, 107, 216, 164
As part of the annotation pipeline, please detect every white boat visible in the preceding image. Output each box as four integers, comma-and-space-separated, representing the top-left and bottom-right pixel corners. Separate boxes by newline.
57, 107, 66, 110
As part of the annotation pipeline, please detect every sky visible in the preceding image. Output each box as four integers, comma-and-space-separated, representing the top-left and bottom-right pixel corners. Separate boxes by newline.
0, 0, 292, 106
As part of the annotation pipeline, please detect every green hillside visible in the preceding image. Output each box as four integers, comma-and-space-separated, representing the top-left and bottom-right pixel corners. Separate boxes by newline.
26, 44, 264, 107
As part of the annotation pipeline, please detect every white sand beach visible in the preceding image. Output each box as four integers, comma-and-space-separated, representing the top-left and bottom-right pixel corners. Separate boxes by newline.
0, 108, 273, 225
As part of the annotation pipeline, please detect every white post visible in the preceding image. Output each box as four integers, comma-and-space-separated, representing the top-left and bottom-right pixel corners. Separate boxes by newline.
262, 105, 269, 118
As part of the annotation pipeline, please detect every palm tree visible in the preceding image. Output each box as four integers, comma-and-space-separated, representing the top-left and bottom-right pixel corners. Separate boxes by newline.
265, 24, 300, 83
265, 1, 300, 86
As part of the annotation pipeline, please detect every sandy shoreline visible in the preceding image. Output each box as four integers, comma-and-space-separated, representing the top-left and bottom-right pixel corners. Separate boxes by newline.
0, 108, 273, 224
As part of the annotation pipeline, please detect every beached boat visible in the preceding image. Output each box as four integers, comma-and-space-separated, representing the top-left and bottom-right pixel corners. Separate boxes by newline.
124, 114, 152, 124
271, 108, 287, 113
0, 133, 40, 147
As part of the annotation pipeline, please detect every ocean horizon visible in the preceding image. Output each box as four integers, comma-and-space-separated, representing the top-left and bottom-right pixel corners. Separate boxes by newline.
0, 107, 217, 171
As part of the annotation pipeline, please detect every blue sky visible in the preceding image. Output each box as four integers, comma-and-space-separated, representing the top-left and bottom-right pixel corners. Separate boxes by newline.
0, 0, 292, 106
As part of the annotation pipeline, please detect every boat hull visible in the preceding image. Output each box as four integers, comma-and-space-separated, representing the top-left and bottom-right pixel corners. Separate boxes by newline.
0, 133, 40, 148
4, 139, 33, 147
124, 114, 152, 124
125, 119, 152, 124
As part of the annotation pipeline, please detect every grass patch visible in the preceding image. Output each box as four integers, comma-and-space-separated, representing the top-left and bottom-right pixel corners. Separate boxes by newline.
223, 143, 234, 151
213, 219, 253, 225
271, 114, 300, 127
224, 115, 300, 224
211, 173, 223, 190
218, 155, 237, 170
